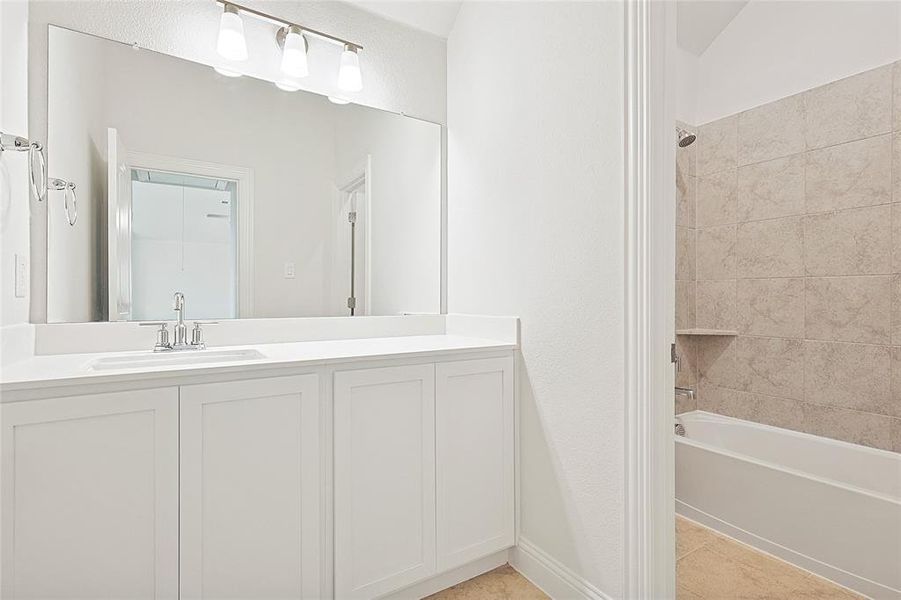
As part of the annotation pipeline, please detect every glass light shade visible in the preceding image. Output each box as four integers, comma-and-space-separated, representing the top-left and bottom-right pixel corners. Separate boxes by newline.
280, 28, 309, 78
275, 79, 302, 92
337, 46, 362, 92
216, 8, 248, 61
328, 96, 350, 105
213, 66, 242, 78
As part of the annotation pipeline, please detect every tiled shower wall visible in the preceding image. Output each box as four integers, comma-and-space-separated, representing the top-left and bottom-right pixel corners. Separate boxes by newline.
675, 61, 901, 453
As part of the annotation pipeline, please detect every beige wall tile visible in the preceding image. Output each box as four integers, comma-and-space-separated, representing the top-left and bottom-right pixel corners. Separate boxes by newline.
805, 134, 892, 213
892, 416, 901, 453
803, 340, 892, 415
676, 226, 696, 281
804, 64, 892, 150
893, 205, 901, 271
804, 276, 892, 344
751, 395, 807, 432
737, 278, 805, 338
697, 336, 740, 389
677, 170, 696, 228
697, 381, 755, 420
696, 280, 737, 330
798, 403, 894, 450
894, 61, 901, 132
736, 217, 804, 278
735, 336, 805, 399
675, 334, 697, 391
738, 94, 806, 166
696, 225, 736, 280
894, 275, 901, 345
803, 205, 892, 276
737, 155, 804, 222
697, 169, 737, 227
894, 132, 901, 202
893, 346, 901, 417
676, 280, 695, 331
698, 115, 737, 176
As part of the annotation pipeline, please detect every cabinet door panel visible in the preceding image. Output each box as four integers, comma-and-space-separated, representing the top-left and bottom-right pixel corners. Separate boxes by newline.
437, 357, 514, 570
180, 375, 320, 600
334, 364, 436, 599
1, 388, 179, 599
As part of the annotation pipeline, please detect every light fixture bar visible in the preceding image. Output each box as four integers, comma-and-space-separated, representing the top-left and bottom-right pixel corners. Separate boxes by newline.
213, 0, 363, 51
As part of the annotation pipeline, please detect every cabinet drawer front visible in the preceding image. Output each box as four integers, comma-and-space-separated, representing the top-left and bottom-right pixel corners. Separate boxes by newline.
437, 357, 515, 570
1, 388, 179, 600
179, 375, 321, 600
334, 364, 437, 599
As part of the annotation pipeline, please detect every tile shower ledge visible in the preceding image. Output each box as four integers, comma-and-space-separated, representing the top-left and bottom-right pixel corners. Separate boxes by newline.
0, 335, 516, 398
676, 329, 738, 336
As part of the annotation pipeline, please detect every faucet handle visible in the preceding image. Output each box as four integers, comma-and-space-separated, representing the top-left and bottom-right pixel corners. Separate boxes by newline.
139, 322, 172, 352
190, 321, 218, 348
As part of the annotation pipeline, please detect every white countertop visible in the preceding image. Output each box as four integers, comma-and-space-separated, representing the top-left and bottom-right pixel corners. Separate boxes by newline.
1, 334, 515, 397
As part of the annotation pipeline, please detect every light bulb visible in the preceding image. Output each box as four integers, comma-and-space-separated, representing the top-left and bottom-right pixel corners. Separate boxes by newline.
275, 79, 302, 92
213, 66, 242, 77
280, 26, 309, 78
337, 44, 362, 92
216, 4, 248, 62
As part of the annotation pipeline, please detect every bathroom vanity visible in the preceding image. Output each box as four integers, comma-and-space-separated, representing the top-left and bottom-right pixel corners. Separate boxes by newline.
0, 317, 517, 599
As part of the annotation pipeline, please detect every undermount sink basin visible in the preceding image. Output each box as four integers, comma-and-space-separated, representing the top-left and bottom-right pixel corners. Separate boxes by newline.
88, 348, 267, 371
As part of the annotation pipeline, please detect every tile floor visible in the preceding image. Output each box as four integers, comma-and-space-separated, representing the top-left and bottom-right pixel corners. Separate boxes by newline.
424, 564, 547, 600
676, 516, 863, 600
425, 519, 863, 600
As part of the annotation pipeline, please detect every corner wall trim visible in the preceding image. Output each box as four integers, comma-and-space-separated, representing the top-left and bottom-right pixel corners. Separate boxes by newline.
510, 538, 613, 600
623, 0, 676, 598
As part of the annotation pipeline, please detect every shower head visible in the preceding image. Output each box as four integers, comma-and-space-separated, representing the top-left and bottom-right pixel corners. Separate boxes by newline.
677, 127, 696, 148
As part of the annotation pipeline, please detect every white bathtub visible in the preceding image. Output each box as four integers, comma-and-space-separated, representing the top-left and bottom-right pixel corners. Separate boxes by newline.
675, 411, 901, 599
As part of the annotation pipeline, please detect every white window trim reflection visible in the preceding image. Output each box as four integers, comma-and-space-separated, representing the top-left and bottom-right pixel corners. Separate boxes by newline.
126, 150, 255, 319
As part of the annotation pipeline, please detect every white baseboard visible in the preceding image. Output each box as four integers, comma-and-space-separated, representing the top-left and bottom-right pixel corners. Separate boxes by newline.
510, 537, 612, 600
381, 550, 510, 599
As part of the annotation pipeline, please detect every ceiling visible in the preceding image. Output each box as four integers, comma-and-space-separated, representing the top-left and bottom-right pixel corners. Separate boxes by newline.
677, 0, 749, 55
343, 0, 463, 38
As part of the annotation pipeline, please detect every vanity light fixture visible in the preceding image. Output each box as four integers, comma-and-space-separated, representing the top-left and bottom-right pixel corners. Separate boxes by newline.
213, 0, 364, 92
328, 96, 350, 105
275, 79, 303, 92
279, 25, 309, 78
337, 44, 363, 92
216, 4, 248, 61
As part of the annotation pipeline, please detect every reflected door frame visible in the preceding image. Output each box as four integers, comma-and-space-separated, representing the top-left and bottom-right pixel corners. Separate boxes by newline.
123, 151, 255, 320
334, 156, 372, 317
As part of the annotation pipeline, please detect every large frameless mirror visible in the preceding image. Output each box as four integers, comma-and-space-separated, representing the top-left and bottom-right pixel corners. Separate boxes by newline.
43, 26, 441, 323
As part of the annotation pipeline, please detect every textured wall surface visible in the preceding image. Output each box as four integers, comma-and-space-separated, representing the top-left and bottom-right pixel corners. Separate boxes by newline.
0, 0, 30, 329
447, 2, 625, 595
677, 61, 901, 453
27, 0, 448, 322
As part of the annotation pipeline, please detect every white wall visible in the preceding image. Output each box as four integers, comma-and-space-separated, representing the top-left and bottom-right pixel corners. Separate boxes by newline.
46, 30, 106, 322
0, 0, 30, 332
28, 0, 447, 322
447, 2, 625, 596
688, 0, 901, 124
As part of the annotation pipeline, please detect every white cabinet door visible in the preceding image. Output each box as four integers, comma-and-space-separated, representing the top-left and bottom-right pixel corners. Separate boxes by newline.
334, 364, 436, 599
179, 375, 321, 600
436, 357, 515, 570
1, 388, 179, 599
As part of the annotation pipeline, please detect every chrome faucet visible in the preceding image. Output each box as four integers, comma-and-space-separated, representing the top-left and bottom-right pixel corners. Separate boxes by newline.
140, 293, 216, 352
173, 292, 189, 349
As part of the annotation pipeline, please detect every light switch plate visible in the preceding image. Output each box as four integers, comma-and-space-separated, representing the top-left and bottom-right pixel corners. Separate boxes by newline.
283, 262, 296, 279
14, 253, 27, 298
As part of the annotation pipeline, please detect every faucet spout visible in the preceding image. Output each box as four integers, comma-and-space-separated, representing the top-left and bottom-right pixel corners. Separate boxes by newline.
173, 292, 188, 348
